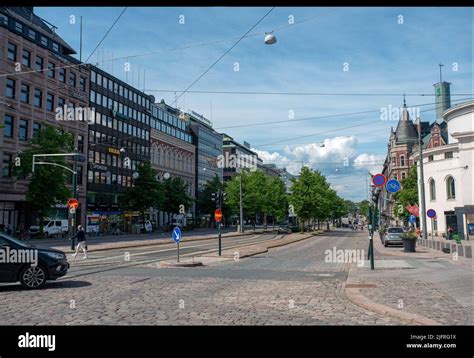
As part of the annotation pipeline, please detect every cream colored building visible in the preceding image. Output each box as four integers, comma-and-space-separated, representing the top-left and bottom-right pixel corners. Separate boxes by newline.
412, 101, 474, 239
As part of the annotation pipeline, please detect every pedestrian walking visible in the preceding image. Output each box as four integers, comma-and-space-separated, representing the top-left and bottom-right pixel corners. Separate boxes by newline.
72, 225, 87, 259
447, 226, 454, 240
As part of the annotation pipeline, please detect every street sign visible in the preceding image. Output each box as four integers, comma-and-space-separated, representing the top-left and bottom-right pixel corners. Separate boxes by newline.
409, 214, 416, 223
427, 209, 437, 218
386, 179, 401, 193
372, 173, 387, 187
67, 198, 79, 209
172, 226, 181, 244
214, 209, 223, 223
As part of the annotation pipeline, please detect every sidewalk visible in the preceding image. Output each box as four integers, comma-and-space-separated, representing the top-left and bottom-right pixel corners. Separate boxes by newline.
344, 232, 473, 325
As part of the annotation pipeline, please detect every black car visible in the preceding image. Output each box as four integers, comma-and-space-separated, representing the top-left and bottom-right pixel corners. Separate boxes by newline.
0, 233, 69, 289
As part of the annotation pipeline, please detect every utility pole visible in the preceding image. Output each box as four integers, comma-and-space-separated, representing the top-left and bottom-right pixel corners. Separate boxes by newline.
239, 173, 244, 233
418, 117, 428, 240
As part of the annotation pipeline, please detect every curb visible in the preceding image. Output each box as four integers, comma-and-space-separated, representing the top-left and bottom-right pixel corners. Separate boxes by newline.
343, 265, 442, 325
159, 261, 204, 268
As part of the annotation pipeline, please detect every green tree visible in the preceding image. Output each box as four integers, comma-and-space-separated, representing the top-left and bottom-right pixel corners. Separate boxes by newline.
162, 176, 193, 226
13, 125, 74, 234
393, 166, 419, 220
121, 162, 163, 232
197, 174, 224, 227
265, 176, 288, 228
289, 166, 319, 231
358, 200, 370, 217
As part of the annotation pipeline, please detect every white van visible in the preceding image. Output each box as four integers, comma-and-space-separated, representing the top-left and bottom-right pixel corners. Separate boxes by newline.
29, 219, 69, 237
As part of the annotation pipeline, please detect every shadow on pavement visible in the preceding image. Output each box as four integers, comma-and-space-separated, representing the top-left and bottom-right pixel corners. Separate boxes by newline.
0, 280, 91, 292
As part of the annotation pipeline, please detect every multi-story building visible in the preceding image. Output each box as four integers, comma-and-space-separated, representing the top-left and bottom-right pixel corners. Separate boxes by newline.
0, 7, 89, 230
379, 102, 420, 225
150, 100, 195, 226
86, 65, 153, 233
187, 111, 223, 219
412, 100, 473, 239
221, 134, 259, 182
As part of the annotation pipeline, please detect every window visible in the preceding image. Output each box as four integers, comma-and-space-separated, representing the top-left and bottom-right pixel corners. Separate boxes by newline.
77, 166, 83, 185
0, 13, 8, 25
47, 62, 55, 78
20, 83, 30, 103
46, 93, 54, 111
97, 73, 102, 87
429, 179, 436, 201
18, 119, 28, 141
400, 156, 405, 166
58, 97, 65, 108
69, 71, 76, 87
33, 122, 41, 138
6, 78, 15, 98
445, 151, 453, 159
3, 115, 13, 138
401, 172, 406, 180
7, 42, 16, 61
428, 155, 434, 162
35, 56, 43, 72
446, 176, 456, 199
34, 88, 42, 107
21, 49, 31, 67
40, 35, 48, 47
28, 28, 36, 40
88, 170, 93, 183
15, 21, 23, 33
80, 76, 86, 91
59, 68, 66, 82
78, 135, 84, 153
90, 90, 96, 103
52, 42, 59, 52
2, 154, 12, 178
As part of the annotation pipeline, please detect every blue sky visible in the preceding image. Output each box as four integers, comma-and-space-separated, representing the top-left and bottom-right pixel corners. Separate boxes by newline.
36, 6, 473, 201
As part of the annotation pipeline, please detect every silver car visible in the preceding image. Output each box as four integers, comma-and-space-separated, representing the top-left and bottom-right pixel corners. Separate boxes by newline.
383, 227, 404, 247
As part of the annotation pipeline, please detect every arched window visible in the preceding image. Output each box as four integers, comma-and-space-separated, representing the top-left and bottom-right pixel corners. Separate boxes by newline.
446, 176, 456, 199
429, 178, 436, 201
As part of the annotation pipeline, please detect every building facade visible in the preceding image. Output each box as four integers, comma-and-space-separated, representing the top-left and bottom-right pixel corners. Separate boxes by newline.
221, 133, 259, 182
86, 65, 153, 233
150, 101, 195, 226
413, 101, 474, 240
379, 103, 420, 225
0, 7, 89, 230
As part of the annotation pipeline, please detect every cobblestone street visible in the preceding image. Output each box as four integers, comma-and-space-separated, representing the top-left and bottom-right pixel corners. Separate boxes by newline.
0, 230, 471, 325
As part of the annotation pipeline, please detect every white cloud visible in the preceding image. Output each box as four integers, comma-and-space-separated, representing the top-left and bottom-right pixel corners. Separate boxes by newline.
284, 136, 358, 166
251, 149, 302, 175
353, 153, 385, 174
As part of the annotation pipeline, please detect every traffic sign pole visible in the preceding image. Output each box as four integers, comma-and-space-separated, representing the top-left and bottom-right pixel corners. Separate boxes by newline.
218, 222, 222, 256
177, 242, 180, 263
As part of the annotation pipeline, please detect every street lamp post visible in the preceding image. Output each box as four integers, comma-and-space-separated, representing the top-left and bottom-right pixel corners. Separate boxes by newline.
31, 153, 81, 249
239, 173, 244, 233
417, 118, 428, 240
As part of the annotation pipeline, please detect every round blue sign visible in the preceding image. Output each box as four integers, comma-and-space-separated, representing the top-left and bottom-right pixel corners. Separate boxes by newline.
172, 226, 181, 244
427, 209, 437, 218
386, 179, 401, 193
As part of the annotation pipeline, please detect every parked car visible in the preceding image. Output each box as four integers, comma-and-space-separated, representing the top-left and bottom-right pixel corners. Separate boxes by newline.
277, 223, 292, 235
0, 233, 69, 289
383, 227, 404, 247
29, 219, 69, 238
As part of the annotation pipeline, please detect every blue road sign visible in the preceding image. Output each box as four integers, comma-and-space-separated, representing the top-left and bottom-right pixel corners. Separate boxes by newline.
409, 214, 416, 223
172, 226, 181, 244
427, 209, 437, 219
386, 179, 401, 193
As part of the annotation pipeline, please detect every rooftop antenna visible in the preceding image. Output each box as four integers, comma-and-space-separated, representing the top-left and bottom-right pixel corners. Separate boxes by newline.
143, 69, 146, 92
439, 63, 444, 83
138, 66, 141, 89
111, 51, 114, 75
